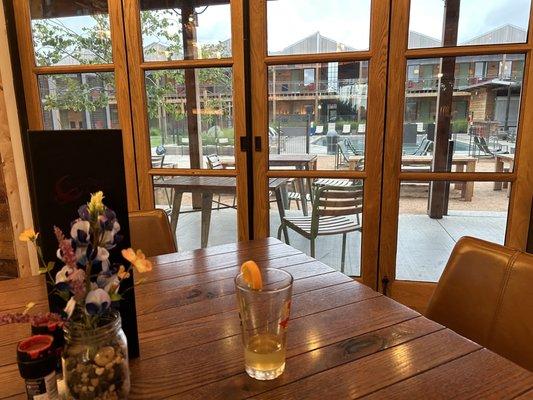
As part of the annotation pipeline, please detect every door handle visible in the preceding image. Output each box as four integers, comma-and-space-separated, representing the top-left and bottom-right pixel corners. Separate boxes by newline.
254, 136, 262, 152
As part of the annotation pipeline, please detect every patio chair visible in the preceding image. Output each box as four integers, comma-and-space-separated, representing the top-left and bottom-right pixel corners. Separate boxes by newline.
315, 125, 324, 135
342, 124, 351, 135
152, 146, 174, 212
336, 141, 352, 169
357, 123, 366, 134
206, 154, 236, 209
473, 136, 508, 157
327, 123, 336, 133
277, 185, 363, 273
408, 138, 433, 156
344, 139, 363, 156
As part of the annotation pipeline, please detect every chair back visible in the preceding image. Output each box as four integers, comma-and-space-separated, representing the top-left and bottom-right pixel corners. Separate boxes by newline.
311, 185, 363, 235
206, 154, 224, 170
426, 236, 533, 371
327, 123, 336, 132
129, 209, 177, 257
151, 155, 164, 168
342, 124, 351, 134
315, 125, 324, 134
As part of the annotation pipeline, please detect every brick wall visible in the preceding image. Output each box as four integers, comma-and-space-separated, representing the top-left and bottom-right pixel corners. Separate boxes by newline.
469, 87, 496, 121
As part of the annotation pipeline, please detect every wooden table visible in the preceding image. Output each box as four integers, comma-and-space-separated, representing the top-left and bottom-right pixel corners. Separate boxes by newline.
222, 154, 318, 215
154, 177, 288, 248
494, 153, 515, 191
349, 155, 477, 201
1, 239, 531, 399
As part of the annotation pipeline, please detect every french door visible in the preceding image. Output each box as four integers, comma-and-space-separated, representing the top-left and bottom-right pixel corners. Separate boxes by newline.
12, 0, 533, 310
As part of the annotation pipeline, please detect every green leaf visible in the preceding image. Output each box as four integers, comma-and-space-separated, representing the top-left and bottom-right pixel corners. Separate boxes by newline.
56, 290, 71, 302
39, 261, 55, 274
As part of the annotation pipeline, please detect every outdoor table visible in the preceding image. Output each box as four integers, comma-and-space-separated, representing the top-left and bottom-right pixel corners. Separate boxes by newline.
221, 154, 318, 215
0, 238, 531, 398
494, 153, 515, 191
154, 176, 288, 248
349, 155, 477, 201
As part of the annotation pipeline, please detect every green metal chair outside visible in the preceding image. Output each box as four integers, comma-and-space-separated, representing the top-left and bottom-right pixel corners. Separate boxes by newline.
277, 184, 363, 273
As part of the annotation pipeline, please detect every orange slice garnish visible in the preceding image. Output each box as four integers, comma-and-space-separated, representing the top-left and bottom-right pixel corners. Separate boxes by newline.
241, 260, 263, 290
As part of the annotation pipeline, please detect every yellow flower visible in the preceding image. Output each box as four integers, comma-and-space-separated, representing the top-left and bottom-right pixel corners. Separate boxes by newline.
88, 191, 105, 215
121, 248, 153, 273
19, 229, 38, 242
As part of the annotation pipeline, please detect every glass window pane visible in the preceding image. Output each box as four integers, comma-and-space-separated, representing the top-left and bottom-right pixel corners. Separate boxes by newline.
396, 180, 509, 282
37, 72, 118, 130
268, 61, 368, 171
270, 177, 363, 277
30, 0, 112, 66
409, 0, 531, 49
267, 0, 371, 55
403, 54, 524, 172
140, 0, 231, 61
152, 175, 237, 251
145, 67, 233, 169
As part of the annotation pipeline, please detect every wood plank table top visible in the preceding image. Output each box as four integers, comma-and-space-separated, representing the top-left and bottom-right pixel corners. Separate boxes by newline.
1, 238, 532, 399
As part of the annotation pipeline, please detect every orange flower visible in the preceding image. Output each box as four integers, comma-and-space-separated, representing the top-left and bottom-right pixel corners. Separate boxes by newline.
121, 248, 153, 273
117, 265, 130, 280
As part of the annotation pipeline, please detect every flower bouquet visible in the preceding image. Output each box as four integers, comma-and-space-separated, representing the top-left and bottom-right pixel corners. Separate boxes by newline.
12, 191, 152, 400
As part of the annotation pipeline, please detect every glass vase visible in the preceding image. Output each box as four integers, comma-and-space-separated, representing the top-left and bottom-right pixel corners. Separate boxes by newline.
62, 311, 130, 399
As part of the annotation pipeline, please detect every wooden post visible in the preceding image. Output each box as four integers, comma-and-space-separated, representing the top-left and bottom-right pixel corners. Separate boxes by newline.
428, 0, 460, 218
182, 5, 203, 208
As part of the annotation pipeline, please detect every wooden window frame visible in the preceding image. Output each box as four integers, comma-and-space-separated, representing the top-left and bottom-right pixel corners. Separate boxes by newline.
13, 0, 140, 211
250, 0, 390, 288
380, 0, 533, 309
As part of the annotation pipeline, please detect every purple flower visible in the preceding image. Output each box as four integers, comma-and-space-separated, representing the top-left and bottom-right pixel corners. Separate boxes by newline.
78, 204, 90, 220
85, 289, 111, 315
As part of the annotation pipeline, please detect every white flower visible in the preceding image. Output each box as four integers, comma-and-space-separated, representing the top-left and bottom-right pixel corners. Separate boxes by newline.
70, 220, 91, 244
55, 265, 73, 284
64, 297, 77, 319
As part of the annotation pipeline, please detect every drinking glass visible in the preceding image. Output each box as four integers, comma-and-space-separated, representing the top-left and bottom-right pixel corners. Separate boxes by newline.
235, 268, 293, 380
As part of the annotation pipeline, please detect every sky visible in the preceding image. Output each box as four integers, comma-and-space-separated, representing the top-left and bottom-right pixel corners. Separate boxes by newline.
409, 0, 531, 44
34, 0, 532, 57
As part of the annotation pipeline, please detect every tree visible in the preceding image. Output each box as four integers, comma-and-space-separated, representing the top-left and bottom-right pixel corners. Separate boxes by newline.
33, 8, 233, 136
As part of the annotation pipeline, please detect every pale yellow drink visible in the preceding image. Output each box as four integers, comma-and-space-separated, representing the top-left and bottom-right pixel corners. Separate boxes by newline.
244, 333, 286, 375
235, 267, 293, 380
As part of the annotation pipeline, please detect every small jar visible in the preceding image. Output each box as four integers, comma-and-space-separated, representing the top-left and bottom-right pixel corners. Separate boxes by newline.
17, 335, 59, 399
62, 312, 130, 400
31, 320, 64, 373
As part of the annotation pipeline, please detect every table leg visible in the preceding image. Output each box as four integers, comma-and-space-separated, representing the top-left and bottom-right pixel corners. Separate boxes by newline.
494, 157, 504, 190
201, 192, 213, 248
170, 191, 183, 235
454, 164, 464, 190
463, 161, 475, 201
275, 186, 289, 243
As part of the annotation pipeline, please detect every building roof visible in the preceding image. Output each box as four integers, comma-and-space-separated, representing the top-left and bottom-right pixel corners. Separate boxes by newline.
463, 24, 527, 46
408, 31, 442, 48
408, 24, 527, 48
272, 31, 357, 55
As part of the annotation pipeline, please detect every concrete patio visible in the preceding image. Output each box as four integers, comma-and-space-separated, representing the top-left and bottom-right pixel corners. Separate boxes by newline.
166, 193, 507, 282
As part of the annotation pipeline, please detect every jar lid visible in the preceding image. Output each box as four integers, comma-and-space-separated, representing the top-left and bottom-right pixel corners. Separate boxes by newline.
17, 335, 53, 361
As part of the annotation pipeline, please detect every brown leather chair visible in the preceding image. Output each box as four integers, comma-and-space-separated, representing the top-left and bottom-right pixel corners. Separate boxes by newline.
129, 210, 177, 258
426, 236, 533, 371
